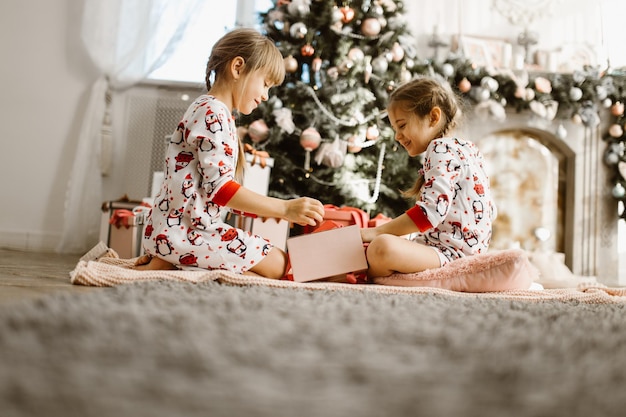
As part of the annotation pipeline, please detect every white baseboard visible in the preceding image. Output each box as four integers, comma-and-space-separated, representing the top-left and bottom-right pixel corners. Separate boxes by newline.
0, 230, 61, 253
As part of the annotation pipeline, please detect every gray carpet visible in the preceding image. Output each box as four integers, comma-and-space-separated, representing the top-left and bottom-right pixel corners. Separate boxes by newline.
1, 280, 625, 417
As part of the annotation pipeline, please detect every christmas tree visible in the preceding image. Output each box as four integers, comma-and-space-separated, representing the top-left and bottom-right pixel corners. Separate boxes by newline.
238, 0, 423, 218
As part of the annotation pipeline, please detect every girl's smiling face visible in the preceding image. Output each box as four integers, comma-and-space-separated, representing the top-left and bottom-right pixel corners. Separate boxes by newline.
234, 70, 274, 115
387, 103, 442, 157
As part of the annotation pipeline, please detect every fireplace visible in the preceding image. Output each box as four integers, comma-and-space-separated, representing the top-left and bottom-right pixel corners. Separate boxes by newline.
459, 109, 621, 284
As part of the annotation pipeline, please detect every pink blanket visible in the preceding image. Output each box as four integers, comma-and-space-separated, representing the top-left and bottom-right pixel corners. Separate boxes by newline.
70, 246, 626, 304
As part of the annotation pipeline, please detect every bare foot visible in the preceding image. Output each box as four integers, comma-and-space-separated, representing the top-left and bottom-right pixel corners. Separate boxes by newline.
134, 254, 152, 267
133, 255, 178, 271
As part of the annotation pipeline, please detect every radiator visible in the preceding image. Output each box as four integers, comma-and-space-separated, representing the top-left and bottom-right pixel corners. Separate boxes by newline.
117, 83, 203, 199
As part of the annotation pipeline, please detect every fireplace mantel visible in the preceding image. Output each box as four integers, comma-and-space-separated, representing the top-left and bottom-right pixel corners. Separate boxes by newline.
458, 108, 620, 284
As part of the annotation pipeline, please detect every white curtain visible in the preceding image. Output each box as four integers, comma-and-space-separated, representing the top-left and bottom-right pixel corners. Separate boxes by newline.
58, 0, 202, 254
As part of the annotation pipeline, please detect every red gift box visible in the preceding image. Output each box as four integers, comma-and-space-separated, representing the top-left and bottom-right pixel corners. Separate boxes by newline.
99, 198, 150, 258
303, 204, 370, 233
368, 213, 392, 227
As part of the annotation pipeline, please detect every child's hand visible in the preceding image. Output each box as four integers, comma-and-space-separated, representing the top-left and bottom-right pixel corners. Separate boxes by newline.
285, 197, 324, 226
361, 227, 378, 243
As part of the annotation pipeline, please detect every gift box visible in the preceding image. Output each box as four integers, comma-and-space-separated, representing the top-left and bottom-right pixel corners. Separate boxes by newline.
286, 224, 368, 282
100, 198, 150, 259
243, 146, 273, 196
303, 204, 369, 233
250, 217, 290, 251
228, 213, 290, 251
368, 213, 392, 227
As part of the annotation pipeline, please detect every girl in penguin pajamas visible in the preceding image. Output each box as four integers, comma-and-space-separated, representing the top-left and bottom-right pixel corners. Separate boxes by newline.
134, 28, 324, 279
360, 77, 497, 278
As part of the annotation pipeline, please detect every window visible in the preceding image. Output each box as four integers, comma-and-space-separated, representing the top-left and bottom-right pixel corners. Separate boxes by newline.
148, 0, 273, 83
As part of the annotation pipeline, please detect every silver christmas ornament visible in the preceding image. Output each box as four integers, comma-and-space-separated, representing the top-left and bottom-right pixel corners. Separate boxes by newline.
371, 56, 388, 74
289, 22, 308, 39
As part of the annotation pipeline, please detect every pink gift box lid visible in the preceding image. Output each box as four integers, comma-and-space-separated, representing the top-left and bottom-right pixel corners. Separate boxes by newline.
286, 225, 368, 282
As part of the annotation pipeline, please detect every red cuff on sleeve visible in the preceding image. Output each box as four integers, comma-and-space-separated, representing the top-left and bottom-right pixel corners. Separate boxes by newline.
213, 180, 241, 206
405, 205, 433, 232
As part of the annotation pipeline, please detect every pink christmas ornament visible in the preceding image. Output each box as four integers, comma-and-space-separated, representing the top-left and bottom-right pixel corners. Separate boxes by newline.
458, 78, 471, 93
284, 55, 298, 73
347, 135, 362, 153
312, 57, 322, 72
609, 124, 624, 138
534, 77, 552, 94
248, 119, 270, 143
361, 18, 382, 36
391, 42, 404, 62
300, 127, 322, 150
348, 47, 365, 62
300, 127, 322, 171
611, 102, 624, 116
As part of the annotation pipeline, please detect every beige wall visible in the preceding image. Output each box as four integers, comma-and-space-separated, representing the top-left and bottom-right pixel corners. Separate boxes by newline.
0, 0, 96, 251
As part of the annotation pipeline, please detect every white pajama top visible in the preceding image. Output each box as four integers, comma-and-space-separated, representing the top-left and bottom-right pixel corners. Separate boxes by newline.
406, 137, 497, 263
142, 95, 271, 272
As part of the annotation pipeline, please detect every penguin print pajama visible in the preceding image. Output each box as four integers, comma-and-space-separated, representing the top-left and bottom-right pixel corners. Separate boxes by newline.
406, 137, 497, 266
142, 95, 272, 273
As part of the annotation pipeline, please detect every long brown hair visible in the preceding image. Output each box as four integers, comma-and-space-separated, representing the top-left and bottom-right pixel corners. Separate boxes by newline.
204, 28, 285, 181
388, 77, 461, 199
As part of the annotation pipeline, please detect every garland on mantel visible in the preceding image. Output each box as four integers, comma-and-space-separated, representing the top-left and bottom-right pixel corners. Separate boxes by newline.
428, 56, 626, 219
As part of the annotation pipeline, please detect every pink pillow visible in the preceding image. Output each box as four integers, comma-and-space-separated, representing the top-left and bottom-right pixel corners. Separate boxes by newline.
373, 249, 538, 292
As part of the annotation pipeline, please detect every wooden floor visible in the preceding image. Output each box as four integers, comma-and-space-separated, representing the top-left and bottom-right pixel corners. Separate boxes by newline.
0, 248, 103, 307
